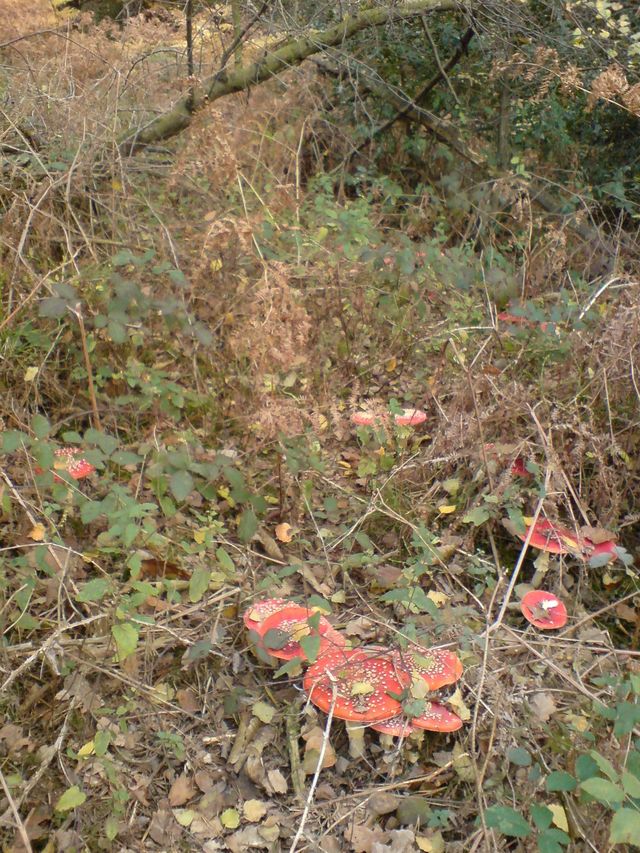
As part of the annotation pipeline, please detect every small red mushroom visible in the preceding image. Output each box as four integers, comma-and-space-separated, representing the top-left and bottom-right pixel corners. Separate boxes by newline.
35, 447, 95, 482
259, 604, 346, 661
520, 590, 568, 630
303, 647, 411, 724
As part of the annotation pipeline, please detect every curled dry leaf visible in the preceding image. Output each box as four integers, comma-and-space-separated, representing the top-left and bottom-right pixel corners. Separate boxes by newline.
274, 522, 293, 543
168, 774, 197, 807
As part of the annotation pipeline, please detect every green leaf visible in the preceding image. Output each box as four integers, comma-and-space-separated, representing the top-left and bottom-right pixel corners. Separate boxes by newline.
507, 747, 532, 767
55, 785, 86, 813
575, 753, 600, 781
462, 505, 491, 526
32, 415, 50, 440
621, 769, 640, 798
537, 827, 570, 853
589, 750, 620, 782
609, 807, 640, 845
1, 430, 29, 453
183, 639, 212, 664
39, 297, 69, 318
299, 633, 321, 663
484, 805, 531, 838
614, 701, 640, 736
170, 470, 193, 502
188, 566, 211, 603
530, 804, 553, 831
80, 500, 104, 524
273, 657, 303, 678
77, 578, 110, 603
104, 815, 119, 841
111, 622, 139, 661
546, 771, 577, 792
94, 730, 111, 756
216, 547, 235, 576
238, 508, 258, 543
580, 777, 624, 806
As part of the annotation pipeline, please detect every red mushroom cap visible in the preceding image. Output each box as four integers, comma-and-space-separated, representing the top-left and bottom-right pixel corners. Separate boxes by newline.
520, 590, 568, 630
303, 647, 411, 723
411, 701, 463, 732
242, 598, 290, 633
497, 311, 530, 327
370, 714, 415, 737
518, 518, 580, 555
394, 408, 427, 427
510, 457, 531, 478
351, 411, 383, 427
391, 645, 463, 691
582, 538, 618, 564
259, 605, 346, 661
35, 447, 95, 482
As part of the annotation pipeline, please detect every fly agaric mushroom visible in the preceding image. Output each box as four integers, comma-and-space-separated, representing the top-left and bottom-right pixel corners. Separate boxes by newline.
352, 408, 427, 428
393, 408, 427, 427
370, 714, 415, 738
391, 645, 463, 691
242, 598, 290, 633
411, 701, 463, 732
304, 647, 412, 757
517, 518, 580, 555
259, 604, 346, 661
520, 590, 568, 630
35, 447, 95, 482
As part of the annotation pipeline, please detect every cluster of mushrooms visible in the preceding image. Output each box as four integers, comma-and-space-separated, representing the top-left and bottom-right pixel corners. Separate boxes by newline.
244, 599, 464, 754
35, 447, 96, 482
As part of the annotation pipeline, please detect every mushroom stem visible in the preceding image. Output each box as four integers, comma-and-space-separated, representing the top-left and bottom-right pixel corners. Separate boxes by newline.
285, 702, 305, 802
346, 721, 367, 759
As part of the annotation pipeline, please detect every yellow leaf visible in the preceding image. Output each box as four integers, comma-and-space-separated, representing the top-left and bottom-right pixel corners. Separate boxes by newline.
77, 740, 95, 758
275, 522, 293, 543
111, 179, 122, 192
447, 687, 471, 721
193, 529, 207, 544
438, 504, 457, 514
337, 460, 351, 469
427, 590, 449, 607
220, 808, 240, 829
173, 808, 196, 827
29, 523, 46, 542
210, 258, 223, 272
317, 414, 329, 432
24, 366, 39, 382
548, 803, 568, 832
386, 355, 397, 372
350, 681, 374, 696
416, 832, 445, 852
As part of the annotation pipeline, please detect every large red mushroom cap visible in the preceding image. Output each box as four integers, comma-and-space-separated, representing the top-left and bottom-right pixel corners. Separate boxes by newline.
242, 598, 290, 633
259, 605, 346, 661
518, 518, 580, 555
303, 647, 411, 724
520, 590, 568, 630
411, 701, 463, 732
391, 645, 463, 691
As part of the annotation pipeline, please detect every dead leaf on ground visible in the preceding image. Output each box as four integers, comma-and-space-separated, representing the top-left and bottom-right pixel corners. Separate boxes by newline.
176, 687, 201, 713
169, 774, 197, 807
265, 767, 287, 795
580, 525, 617, 545
345, 821, 388, 852
275, 522, 293, 542
529, 692, 558, 723
243, 799, 268, 822
302, 725, 336, 774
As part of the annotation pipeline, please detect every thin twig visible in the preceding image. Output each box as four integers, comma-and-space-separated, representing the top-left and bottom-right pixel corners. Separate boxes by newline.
72, 303, 102, 431
0, 766, 33, 853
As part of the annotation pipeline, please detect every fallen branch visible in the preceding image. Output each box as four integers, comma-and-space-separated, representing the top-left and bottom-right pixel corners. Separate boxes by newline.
118, 0, 459, 154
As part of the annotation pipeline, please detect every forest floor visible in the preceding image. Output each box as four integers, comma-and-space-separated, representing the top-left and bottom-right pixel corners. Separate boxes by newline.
1, 3, 640, 852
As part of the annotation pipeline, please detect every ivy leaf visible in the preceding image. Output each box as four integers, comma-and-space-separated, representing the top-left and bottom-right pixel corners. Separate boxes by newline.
484, 805, 531, 838
55, 785, 86, 813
